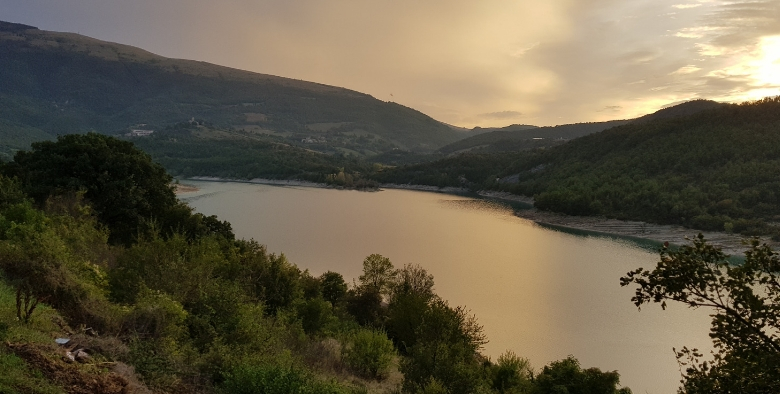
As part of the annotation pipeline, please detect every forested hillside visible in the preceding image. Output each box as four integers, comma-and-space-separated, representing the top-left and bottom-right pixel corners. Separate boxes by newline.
0, 21, 459, 160
129, 122, 378, 187
376, 97, 780, 237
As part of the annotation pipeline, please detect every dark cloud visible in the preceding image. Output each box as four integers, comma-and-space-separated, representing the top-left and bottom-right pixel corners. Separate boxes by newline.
704, 1, 780, 48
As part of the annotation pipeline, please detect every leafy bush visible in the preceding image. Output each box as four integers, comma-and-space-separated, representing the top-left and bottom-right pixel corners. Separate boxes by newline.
342, 328, 395, 380
221, 363, 353, 394
297, 297, 336, 335
126, 288, 188, 339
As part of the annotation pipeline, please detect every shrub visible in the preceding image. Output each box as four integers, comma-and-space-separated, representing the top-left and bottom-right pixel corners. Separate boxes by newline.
298, 297, 336, 335
341, 328, 395, 380
221, 363, 352, 394
125, 288, 188, 339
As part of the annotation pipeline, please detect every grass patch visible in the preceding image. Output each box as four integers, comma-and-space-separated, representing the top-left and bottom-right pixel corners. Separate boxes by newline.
0, 276, 68, 394
0, 350, 65, 394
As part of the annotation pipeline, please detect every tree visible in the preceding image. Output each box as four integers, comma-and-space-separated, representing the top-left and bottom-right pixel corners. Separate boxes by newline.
0, 175, 27, 210
534, 356, 630, 394
319, 271, 348, 305
2, 133, 178, 245
489, 351, 533, 394
621, 234, 780, 393
387, 264, 436, 353
358, 253, 396, 296
391, 263, 435, 301
400, 298, 488, 394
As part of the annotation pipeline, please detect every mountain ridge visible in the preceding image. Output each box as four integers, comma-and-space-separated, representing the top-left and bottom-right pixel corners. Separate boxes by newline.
0, 21, 459, 157
436, 100, 725, 154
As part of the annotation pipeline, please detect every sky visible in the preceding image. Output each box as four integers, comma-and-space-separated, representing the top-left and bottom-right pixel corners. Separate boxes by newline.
2, 0, 779, 127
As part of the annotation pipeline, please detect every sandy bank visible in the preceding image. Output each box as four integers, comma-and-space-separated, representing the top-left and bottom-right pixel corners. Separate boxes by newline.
173, 183, 200, 194
380, 183, 470, 194
189, 176, 331, 189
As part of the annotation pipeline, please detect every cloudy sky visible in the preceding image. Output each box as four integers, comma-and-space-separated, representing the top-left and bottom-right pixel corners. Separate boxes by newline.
3, 0, 779, 127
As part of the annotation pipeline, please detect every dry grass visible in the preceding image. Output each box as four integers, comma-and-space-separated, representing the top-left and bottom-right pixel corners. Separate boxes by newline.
301, 338, 403, 393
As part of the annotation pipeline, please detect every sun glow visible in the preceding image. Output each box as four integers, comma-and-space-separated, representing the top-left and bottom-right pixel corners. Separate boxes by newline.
713, 35, 780, 102
754, 36, 780, 87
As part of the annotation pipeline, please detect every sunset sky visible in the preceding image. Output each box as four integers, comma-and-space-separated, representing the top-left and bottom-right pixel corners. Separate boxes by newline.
2, 0, 779, 127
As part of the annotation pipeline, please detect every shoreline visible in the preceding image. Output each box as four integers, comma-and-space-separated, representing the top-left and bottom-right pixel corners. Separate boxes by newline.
182, 177, 773, 255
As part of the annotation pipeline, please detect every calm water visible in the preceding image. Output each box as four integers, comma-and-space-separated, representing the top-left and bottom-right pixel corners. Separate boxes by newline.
182, 180, 711, 394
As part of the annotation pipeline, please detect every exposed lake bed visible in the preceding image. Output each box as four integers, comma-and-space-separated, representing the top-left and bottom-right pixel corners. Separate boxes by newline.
181, 180, 715, 394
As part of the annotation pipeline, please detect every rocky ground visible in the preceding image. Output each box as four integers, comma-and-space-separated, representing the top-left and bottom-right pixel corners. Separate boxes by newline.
480, 192, 777, 256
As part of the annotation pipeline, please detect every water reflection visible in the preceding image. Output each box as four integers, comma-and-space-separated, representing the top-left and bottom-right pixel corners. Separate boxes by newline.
183, 181, 711, 394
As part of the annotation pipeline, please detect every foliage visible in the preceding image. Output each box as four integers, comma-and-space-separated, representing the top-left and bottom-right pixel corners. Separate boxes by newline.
621, 235, 780, 393
0, 175, 28, 209
320, 271, 348, 306
400, 298, 488, 394
534, 356, 630, 394
345, 285, 385, 328
237, 246, 303, 315
387, 264, 436, 353
109, 232, 225, 305
0, 198, 120, 333
341, 328, 396, 380
489, 351, 533, 394
297, 297, 336, 335
220, 363, 354, 394
2, 133, 177, 245
359, 253, 396, 296
133, 129, 375, 184
391, 263, 435, 301
126, 288, 188, 340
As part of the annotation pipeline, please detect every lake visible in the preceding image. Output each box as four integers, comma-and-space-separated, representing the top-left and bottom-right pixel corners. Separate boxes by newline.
182, 180, 712, 393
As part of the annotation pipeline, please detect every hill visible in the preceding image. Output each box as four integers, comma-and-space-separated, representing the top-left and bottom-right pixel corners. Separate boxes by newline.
375, 97, 780, 237
633, 99, 728, 123
436, 120, 629, 154
0, 21, 460, 160
436, 100, 726, 155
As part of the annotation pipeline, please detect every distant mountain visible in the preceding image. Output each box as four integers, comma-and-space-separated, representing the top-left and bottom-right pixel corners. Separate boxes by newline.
0, 21, 460, 159
436, 100, 727, 155
437, 120, 629, 154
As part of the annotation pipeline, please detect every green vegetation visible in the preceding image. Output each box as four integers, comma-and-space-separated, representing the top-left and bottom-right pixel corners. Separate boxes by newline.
376, 97, 780, 238
129, 123, 378, 187
0, 133, 633, 393
622, 235, 780, 392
